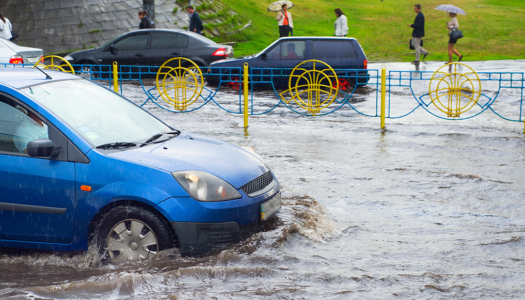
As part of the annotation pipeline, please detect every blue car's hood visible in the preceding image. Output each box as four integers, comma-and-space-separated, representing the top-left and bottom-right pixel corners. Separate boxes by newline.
108, 133, 270, 188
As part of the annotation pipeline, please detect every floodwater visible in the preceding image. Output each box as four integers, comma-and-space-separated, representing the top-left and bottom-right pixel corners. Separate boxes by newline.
1, 61, 525, 299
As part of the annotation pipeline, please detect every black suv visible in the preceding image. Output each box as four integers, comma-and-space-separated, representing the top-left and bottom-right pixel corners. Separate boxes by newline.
206, 37, 368, 89
64, 29, 233, 68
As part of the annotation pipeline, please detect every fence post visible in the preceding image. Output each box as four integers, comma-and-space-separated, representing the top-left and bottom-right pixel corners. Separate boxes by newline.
112, 61, 118, 93
243, 62, 249, 128
380, 66, 386, 129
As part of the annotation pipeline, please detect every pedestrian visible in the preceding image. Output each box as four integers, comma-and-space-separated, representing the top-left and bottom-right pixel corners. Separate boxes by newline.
446, 12, 463, 63
276, 4, 293, 37
138, 11, 152, 29
334, 8, 348, 37
187, 5, 204, 34
0, 13, 12, 40
407, 4, 429, 64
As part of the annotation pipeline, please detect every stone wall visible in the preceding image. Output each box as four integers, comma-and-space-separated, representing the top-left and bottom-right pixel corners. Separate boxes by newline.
0, 0, 195, 53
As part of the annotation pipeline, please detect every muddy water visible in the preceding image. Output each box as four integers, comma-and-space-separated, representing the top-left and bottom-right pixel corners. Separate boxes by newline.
1, 61, 525, 299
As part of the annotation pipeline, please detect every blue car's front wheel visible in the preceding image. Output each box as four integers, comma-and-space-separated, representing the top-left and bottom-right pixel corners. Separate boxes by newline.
94, 206, 175, 262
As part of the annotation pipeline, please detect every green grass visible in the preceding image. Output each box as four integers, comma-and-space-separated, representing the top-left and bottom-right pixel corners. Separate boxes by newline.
216, 0, 525, 62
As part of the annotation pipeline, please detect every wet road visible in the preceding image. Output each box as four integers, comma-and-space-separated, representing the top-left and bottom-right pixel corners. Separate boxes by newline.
1, 61, 525, 299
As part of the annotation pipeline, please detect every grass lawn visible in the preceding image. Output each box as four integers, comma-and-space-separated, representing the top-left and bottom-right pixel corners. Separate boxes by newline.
213, 0, 525, 62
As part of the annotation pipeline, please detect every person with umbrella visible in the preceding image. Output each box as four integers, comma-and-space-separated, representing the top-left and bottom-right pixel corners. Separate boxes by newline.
435, 5, 466, 63
445, 12, 463, 63
275, 3, 293, 37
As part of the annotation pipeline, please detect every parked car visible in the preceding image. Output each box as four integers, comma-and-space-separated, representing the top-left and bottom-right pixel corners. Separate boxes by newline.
64, 29, 233, 73
0, 39, 43, 65
206, 37, 369, 90
0, 68, 280, 261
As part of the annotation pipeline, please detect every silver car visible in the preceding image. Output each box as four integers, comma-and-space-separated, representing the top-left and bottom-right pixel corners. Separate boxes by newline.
0, 39, 43, 65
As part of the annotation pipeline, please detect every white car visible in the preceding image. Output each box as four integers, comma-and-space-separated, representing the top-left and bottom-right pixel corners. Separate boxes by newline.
0, 39, 43, 64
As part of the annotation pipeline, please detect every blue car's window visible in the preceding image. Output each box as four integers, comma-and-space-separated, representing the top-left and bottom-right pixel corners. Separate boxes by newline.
151, 32, 188, 49
281, 41, 305, 60
0, 96, 49, 154
21, 80, 170, 147
114, 33, 149, 51
313, 40, 358, 60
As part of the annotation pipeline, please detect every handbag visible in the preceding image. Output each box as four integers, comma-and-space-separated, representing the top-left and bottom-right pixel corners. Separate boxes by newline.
450, 28, 463, 40
409, 38, 423, 50
10, 32, 18, 41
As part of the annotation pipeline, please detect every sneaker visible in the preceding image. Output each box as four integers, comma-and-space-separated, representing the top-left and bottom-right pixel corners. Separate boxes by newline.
411, 61, 420, 65
458, 55, 464, 62
423, 52, 429, 61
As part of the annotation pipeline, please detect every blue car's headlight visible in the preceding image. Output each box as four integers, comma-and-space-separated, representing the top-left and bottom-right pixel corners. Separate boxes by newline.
172, 171, 242, 201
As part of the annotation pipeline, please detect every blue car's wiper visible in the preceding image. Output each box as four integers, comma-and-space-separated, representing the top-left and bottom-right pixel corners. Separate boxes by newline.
140, 133, 163, 147
140, 130, 181, 147
96, 142, 137, 149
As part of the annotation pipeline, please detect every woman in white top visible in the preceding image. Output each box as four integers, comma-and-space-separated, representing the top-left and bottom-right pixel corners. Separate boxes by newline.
446, 12, 463, 63
276, 4, 293, 37
0, 13, 12, 40
334, 8, 348, 37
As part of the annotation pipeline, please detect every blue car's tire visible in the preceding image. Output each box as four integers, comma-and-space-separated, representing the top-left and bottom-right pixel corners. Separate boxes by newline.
93, 206, 174, 262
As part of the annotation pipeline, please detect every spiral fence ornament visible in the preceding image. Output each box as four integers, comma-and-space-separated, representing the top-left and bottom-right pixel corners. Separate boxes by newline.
34, 55, 75, 74
156, 57, 204, 111
429, 63, 481, 118
279, 60, 339, 115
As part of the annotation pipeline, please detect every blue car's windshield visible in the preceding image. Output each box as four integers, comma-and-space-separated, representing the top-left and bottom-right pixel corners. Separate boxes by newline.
21, 80, 171, 147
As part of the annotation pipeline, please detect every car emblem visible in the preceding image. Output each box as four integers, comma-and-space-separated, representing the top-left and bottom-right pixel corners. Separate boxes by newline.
32, 52, 34, 55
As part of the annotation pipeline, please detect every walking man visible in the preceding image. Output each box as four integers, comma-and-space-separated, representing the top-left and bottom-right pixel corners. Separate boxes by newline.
187, 5, 203, 34
408, 4, 429, 64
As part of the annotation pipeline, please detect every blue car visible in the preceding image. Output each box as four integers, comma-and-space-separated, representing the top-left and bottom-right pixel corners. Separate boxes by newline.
206, 36, 369, 90
0, 68, 281, 261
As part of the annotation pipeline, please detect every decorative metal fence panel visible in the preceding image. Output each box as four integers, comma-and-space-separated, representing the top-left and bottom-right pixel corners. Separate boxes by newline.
2, 60, 524, 129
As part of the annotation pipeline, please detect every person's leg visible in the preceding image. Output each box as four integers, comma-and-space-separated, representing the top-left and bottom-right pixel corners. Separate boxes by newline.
452, 46, 461, 58
413, 37, 422, 61
448, 43, 454, 63
284, 25, 290, 36
279, 26, 284, 37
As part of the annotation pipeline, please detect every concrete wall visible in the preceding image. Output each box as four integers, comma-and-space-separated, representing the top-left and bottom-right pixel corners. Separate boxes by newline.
0, 0, 193, 53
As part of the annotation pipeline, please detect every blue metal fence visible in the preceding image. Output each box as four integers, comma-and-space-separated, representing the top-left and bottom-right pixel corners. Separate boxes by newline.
2, 63, 524, 124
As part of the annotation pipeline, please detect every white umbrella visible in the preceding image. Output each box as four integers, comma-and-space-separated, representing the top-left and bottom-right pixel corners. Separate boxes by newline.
268, 1, 294, 12
435, 4, 466, 15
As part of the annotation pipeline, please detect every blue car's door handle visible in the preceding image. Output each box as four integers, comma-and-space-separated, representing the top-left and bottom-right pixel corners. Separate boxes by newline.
135, 53, 144, 57
171, 52, 180, 56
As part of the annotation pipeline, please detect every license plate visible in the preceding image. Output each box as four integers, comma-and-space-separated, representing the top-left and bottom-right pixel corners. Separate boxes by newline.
27, 57, 40, 63
260, 193, 281, 221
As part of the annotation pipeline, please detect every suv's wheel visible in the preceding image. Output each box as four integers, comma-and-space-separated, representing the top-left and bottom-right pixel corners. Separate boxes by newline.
332, 78, 355, 90
94, 206, 173, 262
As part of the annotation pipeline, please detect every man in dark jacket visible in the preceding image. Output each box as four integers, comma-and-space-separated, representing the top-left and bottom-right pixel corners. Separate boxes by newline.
408, 4, 429, 64
187, 5, 203, 35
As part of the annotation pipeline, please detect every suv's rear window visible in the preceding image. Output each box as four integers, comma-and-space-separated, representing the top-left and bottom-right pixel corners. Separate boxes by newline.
313, 40, 358, 60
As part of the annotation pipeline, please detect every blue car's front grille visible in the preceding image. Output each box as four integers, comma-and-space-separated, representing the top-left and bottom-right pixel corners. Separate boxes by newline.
241, 172, 274, 196
205, 228, 236, 244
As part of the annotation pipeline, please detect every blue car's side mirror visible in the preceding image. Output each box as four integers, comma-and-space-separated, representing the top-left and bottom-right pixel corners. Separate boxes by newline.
261, 53, 267, 60
27, 139, 61, 158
